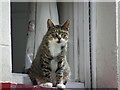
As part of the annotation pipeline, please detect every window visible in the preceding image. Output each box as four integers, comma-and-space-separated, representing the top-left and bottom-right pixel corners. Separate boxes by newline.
0, 1, 118, 89
11, 1, 91, 88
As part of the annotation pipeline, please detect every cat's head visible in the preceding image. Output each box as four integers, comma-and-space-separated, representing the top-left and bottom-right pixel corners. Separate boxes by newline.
47, 19, 70, 45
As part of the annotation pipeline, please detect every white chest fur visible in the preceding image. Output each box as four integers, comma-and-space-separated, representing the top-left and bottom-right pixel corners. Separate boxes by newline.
48, 40, 62, 57
48, 39, 66, 72
50, 59, 58, 71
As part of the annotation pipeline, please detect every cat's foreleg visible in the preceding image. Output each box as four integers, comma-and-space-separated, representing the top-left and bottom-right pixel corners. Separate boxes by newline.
37, 68, 53, 88
56, 71, 66, 88
56, 67, 66, 89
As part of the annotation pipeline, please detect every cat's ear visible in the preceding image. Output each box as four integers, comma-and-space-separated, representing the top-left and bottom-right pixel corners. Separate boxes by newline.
62, 19, 70, 30
47, 19, 54, 29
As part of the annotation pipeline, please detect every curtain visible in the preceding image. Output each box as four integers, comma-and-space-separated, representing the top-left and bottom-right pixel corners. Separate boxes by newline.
57, 2, 85, 82
34, 2, 59, 56
25, 2, 85, 83
25, 3, 36, 70
25, 2, 59, 70
57, 2, 75, 81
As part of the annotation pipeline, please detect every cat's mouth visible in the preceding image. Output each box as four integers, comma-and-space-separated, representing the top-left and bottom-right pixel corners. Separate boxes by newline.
57, 38, 62, 43
49, 38, 67, 46
56, 38, 67, 45
57, 40, 61, 43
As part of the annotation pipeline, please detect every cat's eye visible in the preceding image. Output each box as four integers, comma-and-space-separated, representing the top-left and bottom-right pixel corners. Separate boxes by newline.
62, 34, 68, 39
65, 36, 68, 39
63, 35, 66, 38
55, 34, 58, 37
48, 35, 53, 39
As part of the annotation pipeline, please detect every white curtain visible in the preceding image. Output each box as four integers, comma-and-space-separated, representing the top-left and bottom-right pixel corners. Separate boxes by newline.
25, 2, 59, 70
34, 2, 59, 56
57, 2, 74, 81
25, 3, 36, 70
58, 2, 85, 82
25, 2, 86, 83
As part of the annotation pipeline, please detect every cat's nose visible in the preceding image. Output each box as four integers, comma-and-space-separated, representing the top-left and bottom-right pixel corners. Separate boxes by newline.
57, 38, 61, 43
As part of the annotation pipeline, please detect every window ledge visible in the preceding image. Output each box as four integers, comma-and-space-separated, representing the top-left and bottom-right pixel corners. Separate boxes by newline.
11, 73, 84, 88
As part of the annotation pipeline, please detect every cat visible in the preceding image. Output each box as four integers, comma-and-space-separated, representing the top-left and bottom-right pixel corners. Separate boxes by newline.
28, 19, 71, 89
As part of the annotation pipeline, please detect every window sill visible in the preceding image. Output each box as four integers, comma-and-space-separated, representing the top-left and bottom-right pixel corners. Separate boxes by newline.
11, 73, 84, 88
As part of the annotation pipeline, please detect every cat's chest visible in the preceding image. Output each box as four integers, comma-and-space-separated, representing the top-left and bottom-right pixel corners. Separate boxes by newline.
48, 40, 62, 57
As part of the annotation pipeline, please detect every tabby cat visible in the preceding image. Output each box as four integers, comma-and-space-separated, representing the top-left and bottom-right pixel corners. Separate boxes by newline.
28, 19, 71, 89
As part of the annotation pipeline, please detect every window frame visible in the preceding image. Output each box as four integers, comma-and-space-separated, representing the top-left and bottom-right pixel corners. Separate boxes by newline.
0, 0, 93, 88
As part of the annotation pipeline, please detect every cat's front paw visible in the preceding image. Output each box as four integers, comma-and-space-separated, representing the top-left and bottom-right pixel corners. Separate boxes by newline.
40, 82, 53, 88
57, 84, 66, 89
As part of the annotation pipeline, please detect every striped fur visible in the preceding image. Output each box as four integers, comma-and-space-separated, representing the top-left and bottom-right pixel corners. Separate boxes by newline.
28, 19, 71, 88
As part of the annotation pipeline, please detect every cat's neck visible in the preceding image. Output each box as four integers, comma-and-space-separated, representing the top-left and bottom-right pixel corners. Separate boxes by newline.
48, 40, 63, 57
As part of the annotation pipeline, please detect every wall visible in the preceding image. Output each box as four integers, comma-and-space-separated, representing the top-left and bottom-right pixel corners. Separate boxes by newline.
0, 0, 12, 82
11, 2, 29, 73
96, 2, 117, 88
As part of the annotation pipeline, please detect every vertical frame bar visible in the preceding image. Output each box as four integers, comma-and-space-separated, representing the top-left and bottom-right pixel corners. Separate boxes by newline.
73, 2, 79, 81
78, 2, 85, 83
116, 1, 119, 89
90, 1, 97, 88
84, 1, 91, 88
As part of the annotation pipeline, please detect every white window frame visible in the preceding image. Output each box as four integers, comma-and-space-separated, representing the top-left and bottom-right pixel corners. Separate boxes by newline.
83, 1, 91, 88
90, 1, 97, 88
